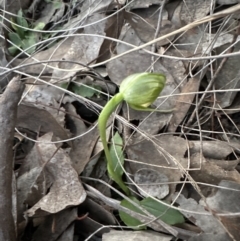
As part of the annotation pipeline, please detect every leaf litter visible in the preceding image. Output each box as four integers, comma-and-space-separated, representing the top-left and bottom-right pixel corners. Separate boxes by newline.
1, 0, 240, 240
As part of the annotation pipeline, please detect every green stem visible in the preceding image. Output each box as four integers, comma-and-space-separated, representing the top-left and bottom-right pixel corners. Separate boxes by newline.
98, 93, 130, 195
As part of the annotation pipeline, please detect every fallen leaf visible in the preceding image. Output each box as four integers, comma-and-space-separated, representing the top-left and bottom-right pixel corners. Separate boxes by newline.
215, 41, 240, 108
126, 135, 188, 197
103, 230, 173, 241
134, 168, 169, 199
17, 103, 69, 141
32, 208, 78, 241
26, 133, 86, 216
168, 77, 201, 132
205, 180, 240, 240
174, 194, 230, 239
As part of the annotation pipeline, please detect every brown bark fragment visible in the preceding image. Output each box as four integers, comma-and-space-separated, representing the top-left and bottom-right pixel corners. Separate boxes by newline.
0, 76, 24, 241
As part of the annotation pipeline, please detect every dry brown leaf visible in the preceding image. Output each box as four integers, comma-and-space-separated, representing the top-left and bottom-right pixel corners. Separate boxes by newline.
217, 0, 240, 5
17, 103, 69, 141
17, 143, 46, 223
207, 158, 239, 171
126, 135, 188, 197
80, 198, 116, 225
179, 0, 211, 23
134, 168, 169, 199
50, 12, 107, 82
205, 180, 240, 240
10, 38, 74, 75
175, 194, 231, 241
26, 133, 86, 216
189, 140, 236, 159
57, 223, 75, 241
190, 153, 240, 187
76, 217, 111, 238
215, 41, 240, 108
126, 0, 163, 10
103, 230, 172, 241
64, 102, 87, 137
124, 11, 176, 47
168, 77, 201, 132
32, 208, 78, 241
69, 124, 99, 175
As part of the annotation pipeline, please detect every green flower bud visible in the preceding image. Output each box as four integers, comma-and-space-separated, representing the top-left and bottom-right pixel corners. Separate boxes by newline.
119, 73, 166, 110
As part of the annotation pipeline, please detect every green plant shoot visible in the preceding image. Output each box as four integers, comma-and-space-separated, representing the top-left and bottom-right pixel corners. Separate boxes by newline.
98, 73, 166, 195
8, 9, 45, 56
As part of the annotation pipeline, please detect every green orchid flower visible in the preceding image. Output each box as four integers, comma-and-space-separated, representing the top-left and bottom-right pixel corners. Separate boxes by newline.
120, 72, 166, 110
98, 73, 166, 195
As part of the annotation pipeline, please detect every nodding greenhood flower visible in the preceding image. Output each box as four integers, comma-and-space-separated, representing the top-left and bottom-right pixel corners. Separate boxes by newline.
119, 72, 166, 110
98, 72, 167, 195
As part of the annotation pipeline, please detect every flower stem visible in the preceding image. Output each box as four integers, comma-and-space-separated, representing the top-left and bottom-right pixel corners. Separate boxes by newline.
98, 93, 130, 195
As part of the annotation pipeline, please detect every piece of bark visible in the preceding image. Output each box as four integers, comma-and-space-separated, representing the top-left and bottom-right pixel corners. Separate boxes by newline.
0, 76, 24, 241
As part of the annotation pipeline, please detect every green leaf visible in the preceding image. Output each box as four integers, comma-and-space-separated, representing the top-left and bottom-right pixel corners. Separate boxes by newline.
8, 45, 19, 55
119, 197, 185, 229
16, 9, 28, 29
10, 18, 18, 32
21, 37, 36, 54
72, 84, 100, 98
8, 32, 22, 46
15, 9, 28, 39
108, 131, 125, 180
61, 82, 69, 89
140, 197, 185, 225
119, 197, 146, 230
34, 22, 45, 31
53, 1, 62, 9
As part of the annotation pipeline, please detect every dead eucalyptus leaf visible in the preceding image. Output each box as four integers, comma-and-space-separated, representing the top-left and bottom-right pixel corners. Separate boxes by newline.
103, 230, 172, 241
217, 0, 240, 5
179, 0, 211, 23
10, 38, 74, 75
26, 133, 86, 216
126, 0, 166, 10
134, 168, 169, 199
189, 140, 235, 159
32, 208, 78, 241
17, 103, 69, 140
168, 77, 201, 132
69, 124, 99, 175
124, 11, 176, 46
126, 135, 188, 197
190, 153, 240, 189
51, 12, 106, 82
175, 194, 230, 240
215, 41, 240, 108
205, 180, 240, 241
